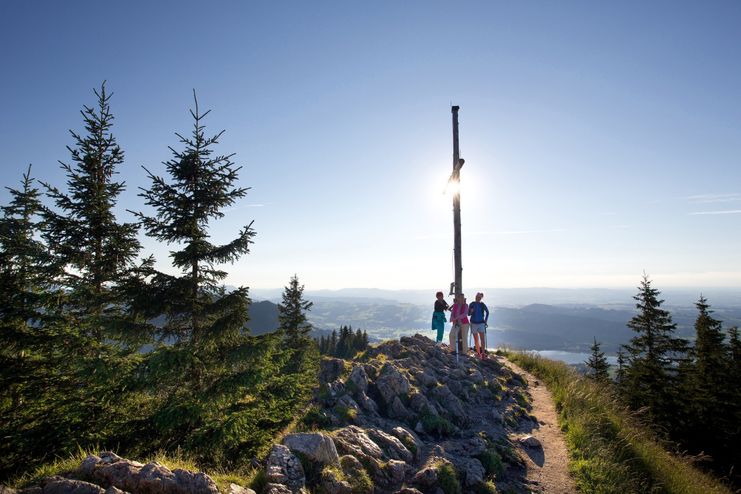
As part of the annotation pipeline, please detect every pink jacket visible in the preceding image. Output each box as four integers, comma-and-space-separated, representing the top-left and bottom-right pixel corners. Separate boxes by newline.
451, 303, 469, 325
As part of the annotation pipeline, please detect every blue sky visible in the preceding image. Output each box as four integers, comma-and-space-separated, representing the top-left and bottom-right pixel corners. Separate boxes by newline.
1, 1, 740, 291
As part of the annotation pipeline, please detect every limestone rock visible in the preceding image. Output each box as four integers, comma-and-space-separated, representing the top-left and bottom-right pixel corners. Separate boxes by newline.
318, 470, 351, 494
333, 426, 384, 460
99, 453, 122, 465
388, 396, 412, 420
171, 470, 219, 494
18, 488, 42, 494
453, 457, 485, 487
390, 426, 420, 460
0, 486, 17, 494
319, 359, 346, 383
227, 483, 256, 494
262, 484, 292, 494
42, 479, 105, 494
366, 429, 413, 463
519, 435, 542, 449
440, 436, 487, 457
91, 459, 142, 493
104, 487, 127, 494
386, 460, 408, 485
355, 391, 379, 415
411, 466, 438, 488
348, 365, 369, 394
430, 385, 466, 422
375, 363, 410, 405
283, 432, 340, 465
79, 455, 101, 478
265, 445, 305, 493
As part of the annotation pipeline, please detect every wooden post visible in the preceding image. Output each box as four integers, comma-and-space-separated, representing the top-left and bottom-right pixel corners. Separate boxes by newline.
451, 106, 464, 358
452, 105, 462, 299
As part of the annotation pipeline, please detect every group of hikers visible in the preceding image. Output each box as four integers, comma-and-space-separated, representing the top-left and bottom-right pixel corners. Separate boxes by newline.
431, 291, 490, 359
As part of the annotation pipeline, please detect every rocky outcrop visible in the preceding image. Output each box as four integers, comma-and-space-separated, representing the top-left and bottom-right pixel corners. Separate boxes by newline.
282, 433, 339, 465
12, 335, 532, 494
264, 334, 533, 494
265, 446, 305, 493
13, 452, 234, 494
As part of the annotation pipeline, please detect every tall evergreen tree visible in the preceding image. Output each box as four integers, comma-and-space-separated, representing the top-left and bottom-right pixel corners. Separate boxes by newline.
133, 93, 259, 457
690, 296, 727, 427
615, 349, 627, 388
0, 167, 51, 429
278, 274, 313, 344
41, 82, 141, 345
620, 275, 687, 424
585, 337, 610, 382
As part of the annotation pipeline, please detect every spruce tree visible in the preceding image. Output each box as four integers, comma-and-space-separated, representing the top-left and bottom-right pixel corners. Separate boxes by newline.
690, 296, 727, 426
329, 330, 338, 355
615, 349, 627, 389
133, 93, 261, 459
0, 166, 56, 477
278, 274, 313, 344
41, 82, 141, 345
585, 337, 610, 382
620, 275, 687, 424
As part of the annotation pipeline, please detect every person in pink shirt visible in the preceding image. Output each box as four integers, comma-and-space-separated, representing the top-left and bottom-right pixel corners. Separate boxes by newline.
449, 293, 470, 354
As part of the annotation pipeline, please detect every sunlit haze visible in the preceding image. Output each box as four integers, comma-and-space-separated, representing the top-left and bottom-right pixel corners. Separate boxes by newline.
2, 1, 740, 292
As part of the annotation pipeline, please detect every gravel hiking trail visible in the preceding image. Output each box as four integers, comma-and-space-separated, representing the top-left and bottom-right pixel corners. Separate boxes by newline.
500, 356, 577, 494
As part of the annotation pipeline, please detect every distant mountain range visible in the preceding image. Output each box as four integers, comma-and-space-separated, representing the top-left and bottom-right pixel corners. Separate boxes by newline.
250, 286, 741, 308
244, 292, 741, 354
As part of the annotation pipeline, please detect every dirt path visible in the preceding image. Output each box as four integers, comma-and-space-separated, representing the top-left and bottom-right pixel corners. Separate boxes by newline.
499, 357, 577, 494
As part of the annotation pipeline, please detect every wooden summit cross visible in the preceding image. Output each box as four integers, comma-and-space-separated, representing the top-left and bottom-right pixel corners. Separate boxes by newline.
450, 105, 464, 299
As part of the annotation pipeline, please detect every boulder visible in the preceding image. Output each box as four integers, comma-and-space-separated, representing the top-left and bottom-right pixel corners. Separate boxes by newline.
468, 369, 484, 384
394, 489, 423, 494
318, 470, 351, 494
171, 470, 218, 494
282, 433, 340, 465
386, 460, 408, 485
262, 484, 292, 494
0, 486, 16, 494
347, 365, 369, 394
333, 426, 384, 460
519, 435, 542, 449
388, 396, 412, 420
18, 488, 42, 494
375, 364, 410, 405
91, 459, 142, 493
99, 453, 122, 465
42, 480, 105, 494
430, 385, 466, 422
226, 484, 255, 494
265, 445, 305, 493
408, 392, 432, 414
453, 457, 485, 487
366, 429, 414, 463
390, 427, 420, 460
104, 488, 127, 494
411, 466, 437, 488
440, 436, 487, 457
336, 394, 360, 414
79, 455, 101, 478
355, 391, 379, 415
319, 359, 346, 383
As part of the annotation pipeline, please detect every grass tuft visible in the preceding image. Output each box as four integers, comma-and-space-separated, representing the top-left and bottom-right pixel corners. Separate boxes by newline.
437, 462, 462, 494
